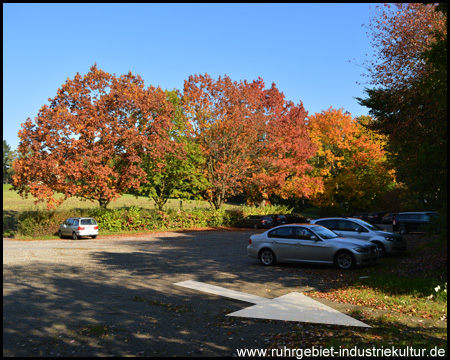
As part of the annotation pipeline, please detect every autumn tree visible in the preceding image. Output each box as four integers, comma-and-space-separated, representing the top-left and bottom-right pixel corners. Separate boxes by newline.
244, 85, 321, 206
183, 74, 320, 209
307, 108, 395, 212
360, 3, 446, 89
183, 74, 268, 209
357, 3, 447, 209
136, 90, 209, 210
12, 64, 174, 209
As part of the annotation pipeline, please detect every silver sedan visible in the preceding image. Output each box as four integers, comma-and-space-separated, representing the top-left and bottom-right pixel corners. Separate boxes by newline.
247, 224, 379, 270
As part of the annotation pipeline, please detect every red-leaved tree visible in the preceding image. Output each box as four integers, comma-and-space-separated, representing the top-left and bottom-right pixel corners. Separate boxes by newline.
13, 64, 174, 209
183, 74, 268, 209
245, 84, 322, 205
183, 74, 320, 208
361, 3, 446, 89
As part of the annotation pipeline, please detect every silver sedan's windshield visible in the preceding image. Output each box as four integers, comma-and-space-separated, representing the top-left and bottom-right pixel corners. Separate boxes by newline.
312, 226, 339, 239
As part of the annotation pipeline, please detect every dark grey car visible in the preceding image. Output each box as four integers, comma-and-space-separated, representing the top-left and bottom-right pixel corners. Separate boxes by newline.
393, 212, 438, 234
310, 217, 406, 257
235, 215, 274, 229
267, 214, 288, 226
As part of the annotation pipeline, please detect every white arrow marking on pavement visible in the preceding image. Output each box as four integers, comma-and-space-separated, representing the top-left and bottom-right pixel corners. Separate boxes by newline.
174, 280, 370, 328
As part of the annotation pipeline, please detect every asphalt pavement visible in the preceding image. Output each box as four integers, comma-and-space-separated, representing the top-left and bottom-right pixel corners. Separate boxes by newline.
3, 229, 324, 357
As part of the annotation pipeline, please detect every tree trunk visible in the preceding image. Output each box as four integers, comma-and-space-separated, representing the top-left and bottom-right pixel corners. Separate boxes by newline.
98, 198, 110, 209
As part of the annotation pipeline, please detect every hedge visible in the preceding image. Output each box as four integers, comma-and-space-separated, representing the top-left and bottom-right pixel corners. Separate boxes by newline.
8, 204, 293, 238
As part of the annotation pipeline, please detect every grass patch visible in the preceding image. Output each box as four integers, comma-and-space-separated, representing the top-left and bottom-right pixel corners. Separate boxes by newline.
356, 272, 447, 299
2, 184, 222, 212
308, 247, 447, 321
309, 283, 446, 320
268, 312, 447, 353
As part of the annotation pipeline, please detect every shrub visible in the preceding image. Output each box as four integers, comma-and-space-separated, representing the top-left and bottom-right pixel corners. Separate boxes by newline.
13, 203, 295, 238
16, 209, 78, 237
3, 210, 18, 237
236, 204, 293, 219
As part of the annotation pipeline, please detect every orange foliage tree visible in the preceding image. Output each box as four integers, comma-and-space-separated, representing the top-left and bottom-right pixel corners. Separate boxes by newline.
183, 74, 320, 209
245, 84, 321, 205
12, 65, 174, 209
307, 108, 395, 211
183, 74, 267, 209
361, 3, 447, 90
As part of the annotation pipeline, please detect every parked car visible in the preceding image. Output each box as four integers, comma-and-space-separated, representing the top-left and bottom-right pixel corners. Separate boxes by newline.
235, 215, 274, 229
267, 214, 288, 226
381, 213, 397, 224
309, 217, 405, 257
352, 213, 369, 221
247, 224, 379, 269
392, 212, 439, 235
283, 213, 310, 224
59, 217, 99, 240
367, 212, 386, 224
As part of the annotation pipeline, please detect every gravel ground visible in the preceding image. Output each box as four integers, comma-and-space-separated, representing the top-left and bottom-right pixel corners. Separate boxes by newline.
4, 229, 329, 357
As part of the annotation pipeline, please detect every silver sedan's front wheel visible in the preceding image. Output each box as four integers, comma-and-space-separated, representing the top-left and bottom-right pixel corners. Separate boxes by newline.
334, 251, 355, 270
259, 249, 276, 266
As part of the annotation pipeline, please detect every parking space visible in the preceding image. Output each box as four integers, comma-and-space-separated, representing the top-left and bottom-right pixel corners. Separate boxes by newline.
3, 230, 320, 357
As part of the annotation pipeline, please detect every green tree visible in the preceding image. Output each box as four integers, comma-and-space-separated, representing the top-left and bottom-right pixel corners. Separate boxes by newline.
136, 90, 209, 210
3, 140, 11, 183
358, 3, 447, 209
3, 141, 17, 184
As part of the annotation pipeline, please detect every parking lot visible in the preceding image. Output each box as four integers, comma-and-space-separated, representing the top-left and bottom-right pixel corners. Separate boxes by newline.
4, 229, 341, 357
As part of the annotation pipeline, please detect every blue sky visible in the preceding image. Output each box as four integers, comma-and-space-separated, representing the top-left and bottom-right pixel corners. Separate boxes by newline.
4, 3, 375, 151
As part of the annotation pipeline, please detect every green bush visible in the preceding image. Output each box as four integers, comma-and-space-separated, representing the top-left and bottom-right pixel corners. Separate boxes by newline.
16, 210, 78, 237
3, 210, 18, 237
87, 207, 159, 232
11, 204, 296, 238
235, 204, 293, 218
155, 208, 235, 229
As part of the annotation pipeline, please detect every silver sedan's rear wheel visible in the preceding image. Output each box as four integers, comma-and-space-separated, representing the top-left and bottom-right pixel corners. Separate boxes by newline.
334, 251, 355, 270
72, 232, 79, 240
259, 249, 276, 266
